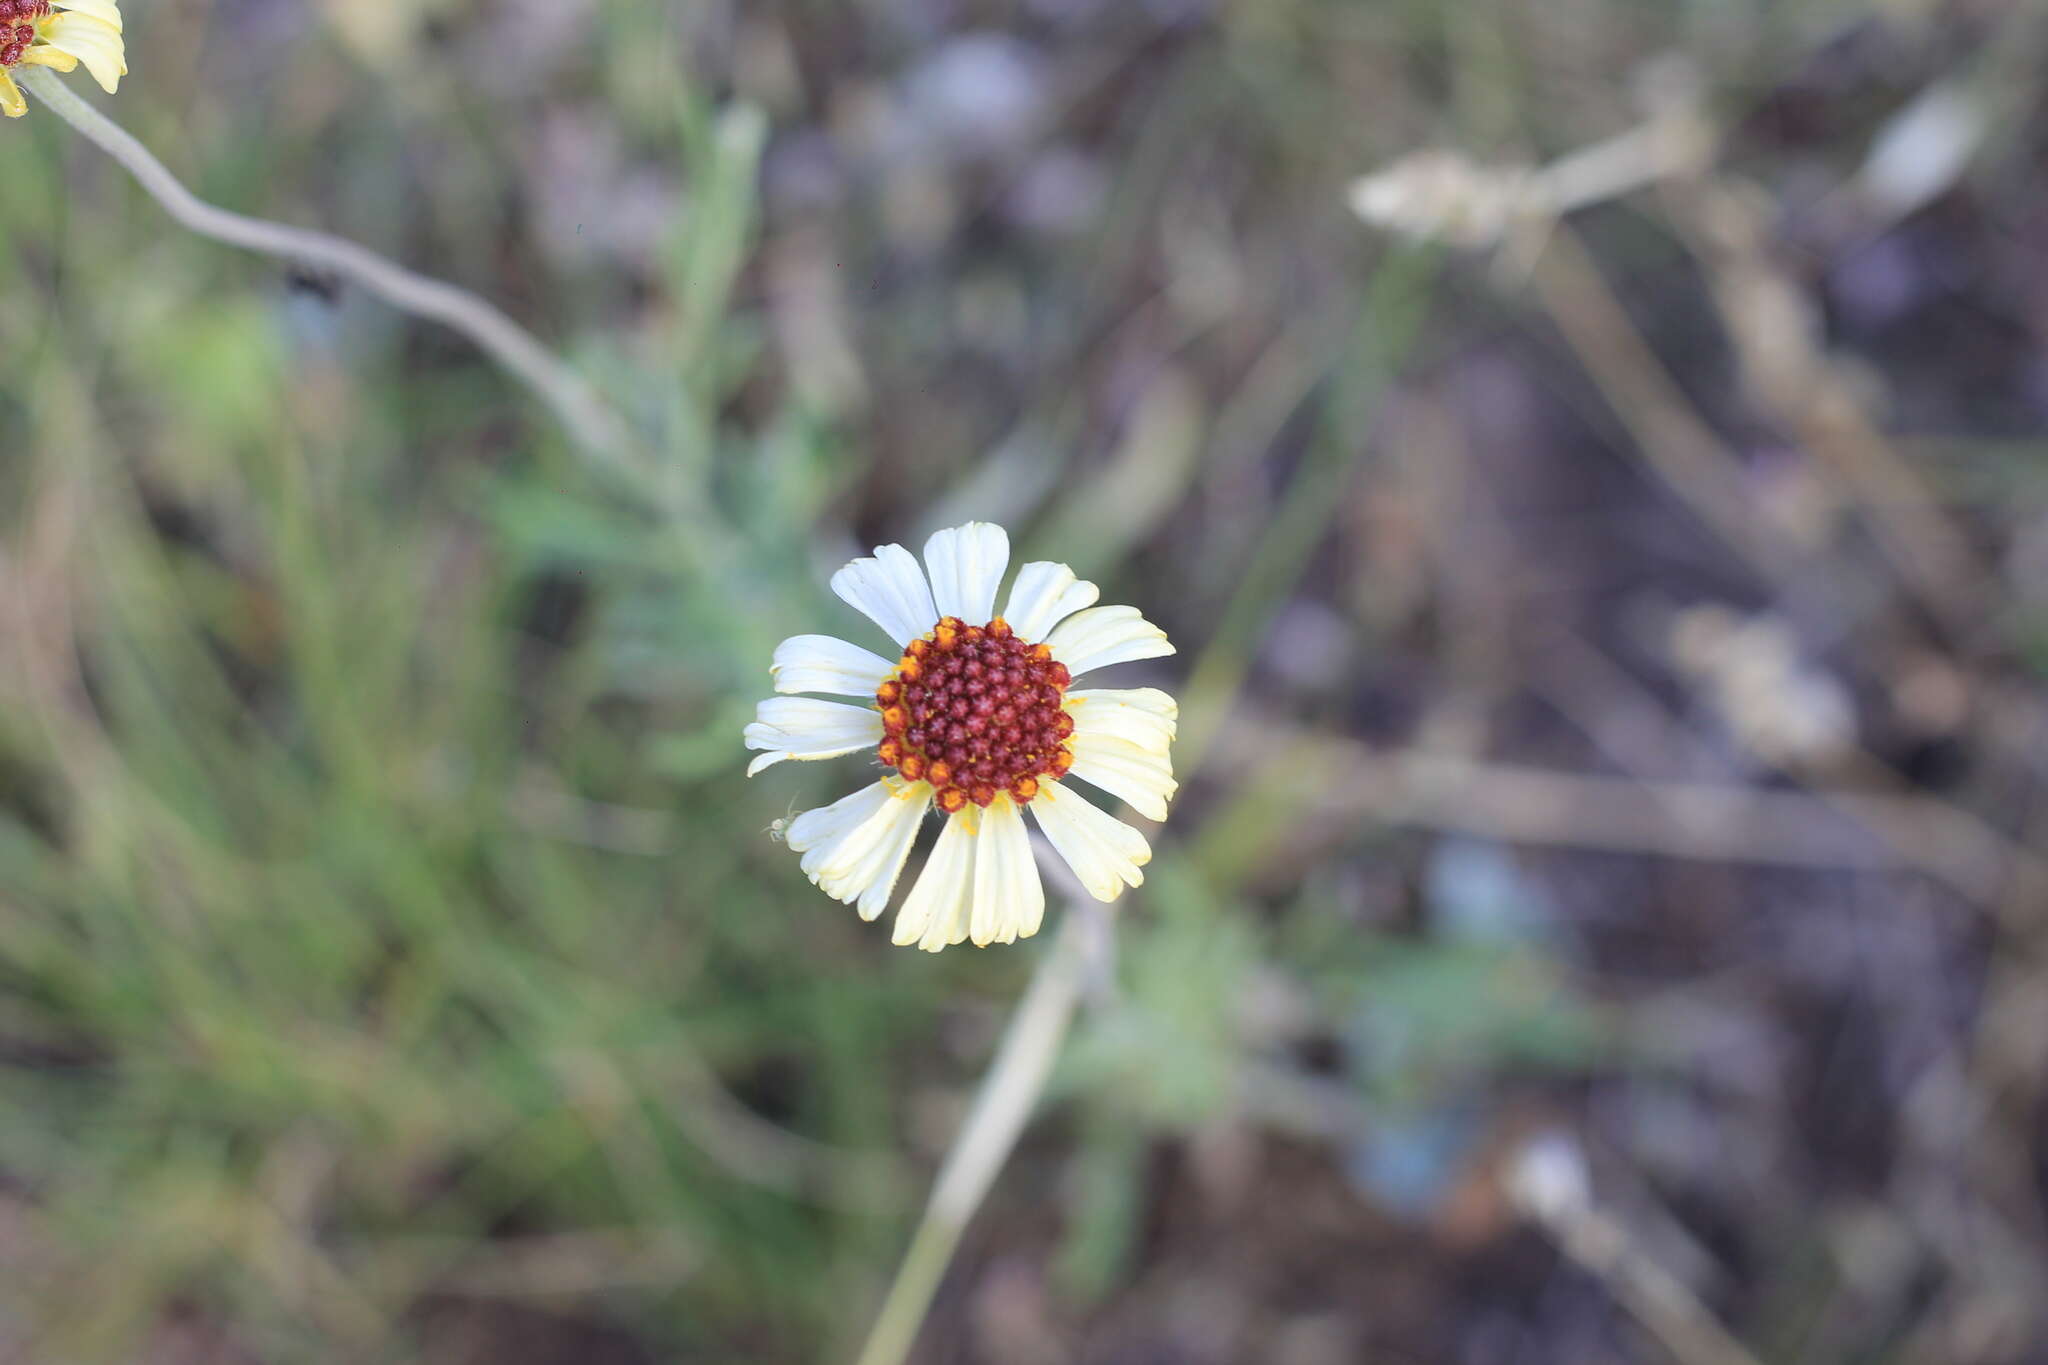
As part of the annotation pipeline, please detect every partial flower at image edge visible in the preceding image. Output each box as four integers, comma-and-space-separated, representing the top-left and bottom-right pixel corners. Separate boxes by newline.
0, 0, 125, 118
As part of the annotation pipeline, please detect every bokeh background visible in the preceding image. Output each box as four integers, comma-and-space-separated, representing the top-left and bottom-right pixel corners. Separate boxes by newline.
6, 0, 2048, 1361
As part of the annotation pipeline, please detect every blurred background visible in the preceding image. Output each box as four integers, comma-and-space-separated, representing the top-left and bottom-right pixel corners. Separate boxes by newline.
5, 0, 2048, 1361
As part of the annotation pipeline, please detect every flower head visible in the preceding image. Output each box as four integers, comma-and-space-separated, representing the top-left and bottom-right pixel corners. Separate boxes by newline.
0, 0, 125, 119
747, 522, 1178, 951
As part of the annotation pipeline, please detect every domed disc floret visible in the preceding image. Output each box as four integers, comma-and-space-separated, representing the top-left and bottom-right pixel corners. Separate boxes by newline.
0, 1, 52, 66
875, 616, 1074, 810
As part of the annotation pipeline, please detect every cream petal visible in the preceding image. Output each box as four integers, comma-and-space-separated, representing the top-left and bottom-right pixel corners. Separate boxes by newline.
922, 522, 1010, 625
1065, 731, 1177, 821
41, 13, 125, 92
1001, 561, 1099, 642
1044, 604, 1174, 678
1029, 780, 1150, 902
743, 697, 883, 776
831, 542, 939, 647
55, 0, 122, 30
894, 807, 978, 951
770, 633, 896, 698
970, 795, 1043, 946
1065, 689, 1177, 754
1066, 687, 1177, 723
20, 43, 78, 72
786, 781, 891, 855
786, 779, 931, 920
0, 70, 22, 119
853, 786, 931, 921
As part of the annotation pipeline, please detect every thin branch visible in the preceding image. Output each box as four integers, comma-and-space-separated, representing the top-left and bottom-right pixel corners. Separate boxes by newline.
1660, 174, 1986, 633
1528, 225, 1813, 593
1509, 1135, 1767, 1365
1218, 723, 2042, 910
23, 68, 636, 472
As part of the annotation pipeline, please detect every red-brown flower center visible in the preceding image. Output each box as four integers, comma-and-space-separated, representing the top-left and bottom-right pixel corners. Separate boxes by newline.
875, 615, 1073, 812
0, 1, 49, 67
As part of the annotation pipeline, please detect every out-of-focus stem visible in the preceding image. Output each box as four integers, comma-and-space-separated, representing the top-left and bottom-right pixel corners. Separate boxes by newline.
851, 909, 1099, 1365
22, 68, 635, 472
1510, 1135, 1765, 1365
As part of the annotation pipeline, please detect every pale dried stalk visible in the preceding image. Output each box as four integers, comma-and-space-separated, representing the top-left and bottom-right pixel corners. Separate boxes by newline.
1509, 1137, 1766, 1365
852, 907, 1104, 1365
1346, 107, 1713, 249
1664, 174, 1987, 631
1527, 225, 1815, 591
1222, 723, 2044, 911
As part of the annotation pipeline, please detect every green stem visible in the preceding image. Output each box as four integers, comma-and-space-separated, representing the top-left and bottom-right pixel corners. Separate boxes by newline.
1178, 247, 1439, 770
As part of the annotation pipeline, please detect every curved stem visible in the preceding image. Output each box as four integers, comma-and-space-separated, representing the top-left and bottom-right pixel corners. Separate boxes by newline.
22, 68, 635, 471
851, 907, 1103, 1365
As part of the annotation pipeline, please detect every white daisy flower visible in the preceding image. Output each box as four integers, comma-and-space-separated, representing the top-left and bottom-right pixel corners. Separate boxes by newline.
745, 522, 1178, 952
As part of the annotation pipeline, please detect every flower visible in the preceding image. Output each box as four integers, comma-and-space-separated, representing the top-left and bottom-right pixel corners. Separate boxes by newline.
0, 0, 125, 119
746, 522, 1178, 952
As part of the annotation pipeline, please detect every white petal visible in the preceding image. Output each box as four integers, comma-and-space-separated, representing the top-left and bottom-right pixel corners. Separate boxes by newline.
1029, 780, 1150, 902
786, 779, 931, 919
1001, 561, 1099, 642
743, 697, 883, 776
830, 542, 939, 647
1065, 689, 1177, 754
1044, 604, 1175, 678
1066, 687, 1177, 722
770, 634, 896, 697
42, 13, 126, 92
853, 788, 932, 921
786, 781, 890, 854
970, 795, 1044, 946
1065, 731, 1177, 821
55, 0, 122, 30
922, 522, 1011, 625
894, 808, 979, 951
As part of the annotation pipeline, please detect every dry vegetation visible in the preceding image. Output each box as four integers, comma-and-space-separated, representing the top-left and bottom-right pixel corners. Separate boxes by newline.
4, 1, 2048, 1361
